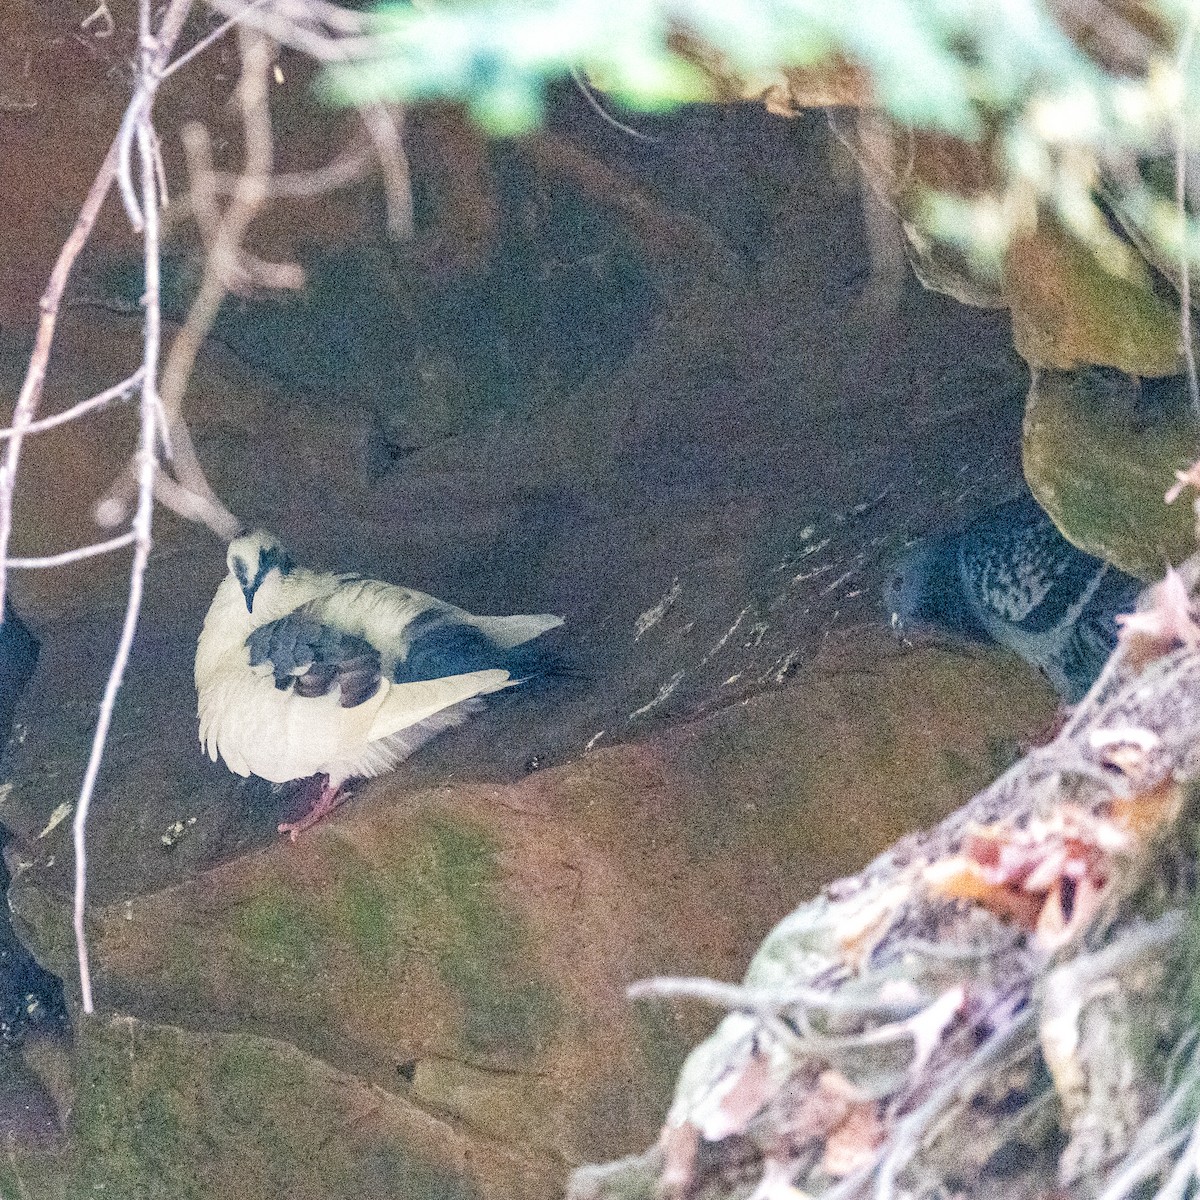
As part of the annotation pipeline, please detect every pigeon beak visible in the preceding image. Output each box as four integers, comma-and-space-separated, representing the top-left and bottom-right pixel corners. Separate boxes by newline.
242, 585, 256, 613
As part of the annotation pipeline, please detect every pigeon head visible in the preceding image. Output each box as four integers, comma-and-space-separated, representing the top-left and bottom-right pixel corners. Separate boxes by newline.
227, 530, 294, 613
884, 535, 985, 641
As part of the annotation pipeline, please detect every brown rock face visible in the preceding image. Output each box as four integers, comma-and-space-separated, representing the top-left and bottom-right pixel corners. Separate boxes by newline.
0, 24, 1063, 1196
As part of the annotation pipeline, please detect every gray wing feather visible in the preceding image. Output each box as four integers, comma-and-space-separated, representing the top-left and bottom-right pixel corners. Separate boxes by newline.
247, 610, 382, 708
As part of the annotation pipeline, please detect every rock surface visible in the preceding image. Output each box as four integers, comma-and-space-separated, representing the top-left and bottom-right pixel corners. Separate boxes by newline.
0, 11, 1068, 1194
1024, 367, 1199, 578
5, 632, 1054, 1199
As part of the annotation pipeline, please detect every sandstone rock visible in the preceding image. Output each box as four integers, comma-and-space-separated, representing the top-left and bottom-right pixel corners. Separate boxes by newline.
1023, 366, 1198, 578
6, 630, 1053, 1200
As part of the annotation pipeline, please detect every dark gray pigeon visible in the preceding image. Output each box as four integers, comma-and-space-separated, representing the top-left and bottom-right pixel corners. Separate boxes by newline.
885, 494, 1144, 703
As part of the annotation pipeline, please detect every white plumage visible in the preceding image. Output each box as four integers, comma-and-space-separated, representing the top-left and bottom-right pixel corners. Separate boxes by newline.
195, 530, 563, 836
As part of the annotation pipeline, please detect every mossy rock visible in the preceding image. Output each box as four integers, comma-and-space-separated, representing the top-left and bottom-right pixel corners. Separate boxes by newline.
1023, 366, 1199, 578
1007, 221, 1182, 376
65, 1015, 506, 1200
7, 789, 708, 1195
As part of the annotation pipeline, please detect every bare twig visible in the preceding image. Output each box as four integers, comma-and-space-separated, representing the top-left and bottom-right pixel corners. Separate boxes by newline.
197, 0, 413, 238
167, 140, 373, 207
1151, 1116, 1200, 1200
7, 533, 137, 569
81, 2, 116, 38
569, 67, 659, 144
627, 975, 922, 1018
73, 0, 172, 1016
204, 0, 376, 61
0, 147, 118, 619
358, 101, 413, 238
1096, 1130, 1189, 1200
0, 369, 144, 440
161, 0, 271, 80
1175, 6, 1200, 416
873, 1011, 1035, 1200
93, 29, 272, 539
0, 0, 193, 623
115, 1, 198, 231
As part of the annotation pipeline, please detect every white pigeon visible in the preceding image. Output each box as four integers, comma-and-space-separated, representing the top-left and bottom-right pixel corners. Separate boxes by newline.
195, 530, 564, 838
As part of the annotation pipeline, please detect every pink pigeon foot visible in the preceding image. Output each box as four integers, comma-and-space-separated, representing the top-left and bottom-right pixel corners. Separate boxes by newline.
278, 775, 350, 842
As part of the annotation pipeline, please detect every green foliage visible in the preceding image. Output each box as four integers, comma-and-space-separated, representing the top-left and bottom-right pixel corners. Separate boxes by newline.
323, 0, 1200, 275
326, 0, 1101, 137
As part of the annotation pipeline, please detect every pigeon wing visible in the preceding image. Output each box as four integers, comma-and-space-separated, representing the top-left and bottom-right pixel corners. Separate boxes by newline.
247, 608, 383, 708
1044, 569, 1144, 702
957, 497, 1107, 636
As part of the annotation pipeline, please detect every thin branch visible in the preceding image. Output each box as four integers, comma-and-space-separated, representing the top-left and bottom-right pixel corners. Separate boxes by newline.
94, 31, 269, 540
0, 0, 192, 621
192, 3, 413, 239
1175, 4, 1200, 416
275, 0, 368, 34
627, 975, 922, 1018
569, 67, 659, 144
116, 0, 197, 230
7, 533, 136, 569
1098, 1130, 1189, 1200
0, 139, 121, 621
161, 0, 270, 80
1150, 1114, 1200, 1200
873, 1011, 1035, 1200
0, 369, 144, 440
204, 0, 378, 61
73, 83, 166, 1015
167, 139, 373, 204
358, 101, 413, 237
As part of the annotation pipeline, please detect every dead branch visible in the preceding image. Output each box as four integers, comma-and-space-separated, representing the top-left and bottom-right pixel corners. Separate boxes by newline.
1175, 6, 1200, 418
204, 0, 374, 61
0, 3, 419, 1012
0, 0, 197, 624
52, 0, 188, 1017
6, 534, 138, 569
0, 369, 144, 440
93, 26, 276, 538
586, 571, 1200, 1200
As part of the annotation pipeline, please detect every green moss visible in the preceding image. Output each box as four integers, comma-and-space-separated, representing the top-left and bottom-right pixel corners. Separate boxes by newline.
1024, 367, 1199, 577
73, 1020, 203, 1199
410, 819, 560, 1058
155, 917, 209, 1001
938, 747, 975, 785
351, 1145, 482, 1200
230, 888, 322, 975
213, 1041, 307, 1125
631, 1003, 694, 1120
986, 735, 1022, 777
327, 852, 398, 974
668, 706, 815, 859
0, 1152, 70, 1200
8, 882, 78, 982
71, 1017, 481, 1200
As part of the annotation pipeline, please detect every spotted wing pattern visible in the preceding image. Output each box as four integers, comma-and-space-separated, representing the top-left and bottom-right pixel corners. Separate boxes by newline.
247, 611, 381, 708
956, 496, 1106, 636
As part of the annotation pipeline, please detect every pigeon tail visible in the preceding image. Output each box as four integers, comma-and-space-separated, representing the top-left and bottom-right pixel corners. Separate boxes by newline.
468, 612, 563, 649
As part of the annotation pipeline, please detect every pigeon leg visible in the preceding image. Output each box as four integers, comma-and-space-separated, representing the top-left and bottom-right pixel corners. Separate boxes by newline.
278, 775, 349, 842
